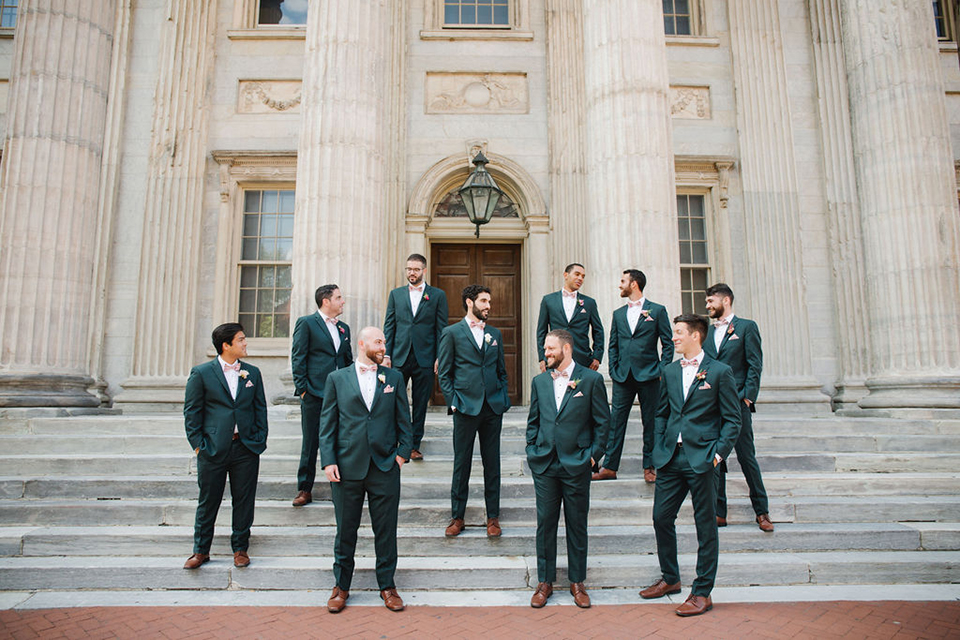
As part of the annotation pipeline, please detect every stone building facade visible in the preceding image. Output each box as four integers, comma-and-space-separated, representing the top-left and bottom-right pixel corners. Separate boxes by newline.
0, 0, 957, 413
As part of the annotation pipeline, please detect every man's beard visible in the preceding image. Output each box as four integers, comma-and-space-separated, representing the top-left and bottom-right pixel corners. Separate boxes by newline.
366, 351, 384, 364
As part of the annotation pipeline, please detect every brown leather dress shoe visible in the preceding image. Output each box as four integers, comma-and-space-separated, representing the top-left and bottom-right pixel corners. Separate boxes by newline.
410, 449, 423, 461
530, 582, 552, 608
486, 517, 502, 538
591, 467, 617, 481
292, 490, 312, 507
716, 516, 727, 527
570, 582, 591, 608
381, 588, 405, 611
233, 550, 250, 567
445, 518, 465, 537
183, 553, 209, 570
675, 594, 712, 617
639, 578, 681, 599
757, 514, 774, 532
327, 586, 349, 613
644, 467, 656, 483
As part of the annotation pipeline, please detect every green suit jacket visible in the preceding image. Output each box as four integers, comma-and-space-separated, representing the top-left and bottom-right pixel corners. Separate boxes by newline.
526, 365, 610, 476
437, 319, 510, 416
652, 356, 742, 474
318, 365, 413, 480
704, 316, 762, 406
607, 299, 674, 383
383, 284, 448, 368
291, 312, 354, 398
184, 359, 268, 463
535, 291, 604, 367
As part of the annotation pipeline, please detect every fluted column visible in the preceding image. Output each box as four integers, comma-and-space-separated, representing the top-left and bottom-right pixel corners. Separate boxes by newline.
583, 0, 680, 319
0, 0, 118, 407
116, 0, 219, 411
546, 0, 588, 273
840, 0, 960, 410
728, 1, 822, 405
808, 0, 870, 406
291, 0, 395, 329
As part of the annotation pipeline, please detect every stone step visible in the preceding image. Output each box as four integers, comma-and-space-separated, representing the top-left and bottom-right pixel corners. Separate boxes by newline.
1, 495, 956, 528
2, 522, 954, 558
0, 551, 956, 591
3, 472, 958, 501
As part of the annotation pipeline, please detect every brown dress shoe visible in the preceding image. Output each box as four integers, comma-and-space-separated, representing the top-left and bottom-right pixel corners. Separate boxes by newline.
410, 449, 423, 461
716, 516, 727, 527
675, 594, 712, 617
327, 586, 349, 613
569, 582, 591, 608
486, 517, 502, 538
292, 490, 312, 507
445, 518, 465, 537
183, 553, 209, 570
233, 550, 250, 567
757, 514, 774, 532
380, 588, 405, 611
644, 467, 657, 483
591, 467, 617, 481
639, 578, 681, 599
530, 582, 552, 608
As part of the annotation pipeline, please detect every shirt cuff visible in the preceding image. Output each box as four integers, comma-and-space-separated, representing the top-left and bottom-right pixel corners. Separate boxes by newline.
714, 453, 722, 463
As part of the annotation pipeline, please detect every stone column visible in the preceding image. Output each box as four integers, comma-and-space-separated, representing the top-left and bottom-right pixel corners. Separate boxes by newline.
840, 0, 960, 410
582, 0, 680, 320
291, 0, 396, 330
115, 0, 219, 411
546, 0, 589, 274
728, 1, 823, 407
808, 0, 870, 407
0, 0, 118, 407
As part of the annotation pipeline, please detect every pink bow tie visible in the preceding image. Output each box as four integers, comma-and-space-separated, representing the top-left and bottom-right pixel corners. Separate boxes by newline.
714, 318, 730, 327
358, 364, 377, 374
325, 317, 338, 326
562, 290, 576, 299
628, 300, 643, 308
222, 361, 240, 373
409, 285, 424, 292
681, 359, 699, 368
551, 369, 569, 380
470, 321, 485, 329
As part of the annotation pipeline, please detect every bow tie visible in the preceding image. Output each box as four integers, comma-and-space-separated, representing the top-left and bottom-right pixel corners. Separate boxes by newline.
409, 285, 424, 292
358, 364, 377, 374
469, 321, 485, 329
628, 300, 643, 308
325, 317, 338, 326
681, 359, 699, 368
714, 318, 730, 327
551, 369, 570, 380
222, 361, 240, 373
562, 290, 576, 299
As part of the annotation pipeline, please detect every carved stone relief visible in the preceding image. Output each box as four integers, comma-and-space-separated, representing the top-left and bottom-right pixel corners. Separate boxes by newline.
670, 85, 710, 119
238, 80, 302, 113
425, 72, 528, 114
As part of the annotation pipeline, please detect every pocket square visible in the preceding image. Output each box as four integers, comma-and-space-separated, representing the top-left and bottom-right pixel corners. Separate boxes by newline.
644, 316, 655, 321
699, 382, 711, 390
491, 339, 498, 347
729, 334, 739, 340
573, 391, 584, 398
384, 385, 394, 393
580, 308, 586, 314
245, 380, 254, 388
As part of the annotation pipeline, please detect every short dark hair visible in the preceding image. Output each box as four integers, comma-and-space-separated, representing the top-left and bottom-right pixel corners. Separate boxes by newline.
315, 284, 339, 309
564, 263, 585, 274
705, 282, 734, 304
623, 269, 646, 292
673, 313, 708, 344
461, 284, 491, 311
212, 322, 244, 355
546, 329, 574, 349
407, 253, 427, 266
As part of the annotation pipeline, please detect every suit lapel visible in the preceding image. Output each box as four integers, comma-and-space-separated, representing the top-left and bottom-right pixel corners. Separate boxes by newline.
539, 373, 558, 421
344, 363, 367, 412
632, 300, 651, 336
682, 358, 709, 406
717, 318, 734, 353
211, 359, 234, 403
461, 318, 482, 353
368, 366, 386, 413
556, 364, 579, 416
313, 312, 336, 352
411, 285, 430, 321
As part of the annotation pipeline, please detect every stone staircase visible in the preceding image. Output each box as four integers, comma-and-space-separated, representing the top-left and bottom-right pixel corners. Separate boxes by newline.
0, 410, 958, 596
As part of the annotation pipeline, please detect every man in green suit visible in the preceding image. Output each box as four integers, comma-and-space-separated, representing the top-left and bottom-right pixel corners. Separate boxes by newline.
704, 283, 772, 532
383, 253, 448, 461
319, 326, 412, 613
526, 330, 609, 609
437, 284, 511, 538
183, 323, 268, 570
595, 269, 674, 483
640, 314, 741, 617
291, 284, 354, 507
535, 263, 604, 373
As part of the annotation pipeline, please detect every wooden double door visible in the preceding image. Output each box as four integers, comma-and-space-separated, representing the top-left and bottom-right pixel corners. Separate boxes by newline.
430, 243, 522, 406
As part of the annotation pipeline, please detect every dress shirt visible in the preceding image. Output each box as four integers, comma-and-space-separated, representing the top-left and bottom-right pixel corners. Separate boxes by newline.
561, 288, 577, 322
626, 297, 646, 333
218, 355, 239, 434
319, 310, 341, 352
355, 361, 377, 411
678, 351, 705, 444
409, 283, 425, 316
465, 317, 485, 348
713, 313, 735, 353
552, 360, 576, 411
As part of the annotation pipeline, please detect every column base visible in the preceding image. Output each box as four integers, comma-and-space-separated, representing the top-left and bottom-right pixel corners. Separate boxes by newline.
855, 374, 960, 416
754, 379, 833, 415
830, 379, 869, 412
113, 377, 188, 414
0, 373, 101, 408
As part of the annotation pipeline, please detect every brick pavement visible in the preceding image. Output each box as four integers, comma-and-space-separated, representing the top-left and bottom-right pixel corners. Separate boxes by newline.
2, 601, 959, 639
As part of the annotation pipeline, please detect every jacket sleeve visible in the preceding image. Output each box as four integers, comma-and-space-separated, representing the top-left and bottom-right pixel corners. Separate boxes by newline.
715, 366, 743, 461
496, 329, 510, 410
318, 375, 340, 469
743, 321, 763, 404
658, 306, 674, 365
607, 312, 620, 374
183, 366, 205, 451
290, 316, 309, 396
434, 289, 449, 353
253, 370, 268, 444
437, 328, 456, 408
589, 300, 605, 364
525, 379, 540, 446
342, 325, 354, 367
535, 296, 549, 362
590, 374, 610, 463
655, 369, 670, 442
394, 371, 413, 460
383, 290, 397, 359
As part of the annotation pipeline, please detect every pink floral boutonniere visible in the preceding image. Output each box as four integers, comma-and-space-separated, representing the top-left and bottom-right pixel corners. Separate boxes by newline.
238, 370, 249, 379
695, 370, 707, 381
568, 378, 581, 390
727, 324, 735, 335
641, 309, 651, 317
423, 293, 430, 301
378, 373, 386, 384
578, 298, 584, 307
339, 326, 346, 334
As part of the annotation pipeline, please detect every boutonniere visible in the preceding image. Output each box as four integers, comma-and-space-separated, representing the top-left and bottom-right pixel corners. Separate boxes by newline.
727, 324, 735, 335
484, 333, 492, 344
423, 293, 430, 301
338, 326, 346, 334
384, 384, 394, 393
578, 298, 584, 307
238, 370, 249, 379
641, 309, 650, 317
568, 378, 581, 390
695, 370, 707, 381
378, 373, 386, 384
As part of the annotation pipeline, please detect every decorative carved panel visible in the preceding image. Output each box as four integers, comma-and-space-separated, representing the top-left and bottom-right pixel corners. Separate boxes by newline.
670, 85, 711, 119
237, 80, 302, 114
425, 72, 528, 114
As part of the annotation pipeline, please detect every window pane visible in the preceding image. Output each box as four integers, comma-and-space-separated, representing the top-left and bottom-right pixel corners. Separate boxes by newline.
678, 219, 690, 241
257, 315, 274, 337
494, 4, 508, 24
276, 238, 293, 261
275, 315, 290, 338
664, 15, 674, 35
259, 238, 276, 260
675, 16, 690, 35
276, 265, 292, 288
679, 243, 692, 264
692, 242, 708, 264
477, 4, 492, 24
258, 0, 307, 25
278, 215, 294, 237
244, 190, 261, 213
688, 194, 704, 217
279, 190, 295, 213
262, 191, 279, 213
257, 289, 275, 313
675, 0, 689, 12
275, 288, 291, 311
240, 266, 257, 288
243, 214, 259, 237
260, 214, 278, 237
445, 2, 459, 24
239, 314, 255, 332
241, 238, 258, 260
676, 194, 688, 215
461, 5, 475, 24
258, 266, 275, 288
692, 268, 708, 290
690, 217, 706, 240
239, 289, 256, 313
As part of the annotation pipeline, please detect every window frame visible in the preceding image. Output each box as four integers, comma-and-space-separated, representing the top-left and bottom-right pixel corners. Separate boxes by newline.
933, 0, 958, 43
0, 0, 17, 36
421, 0, 533, 41
229, 0, 307, 41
